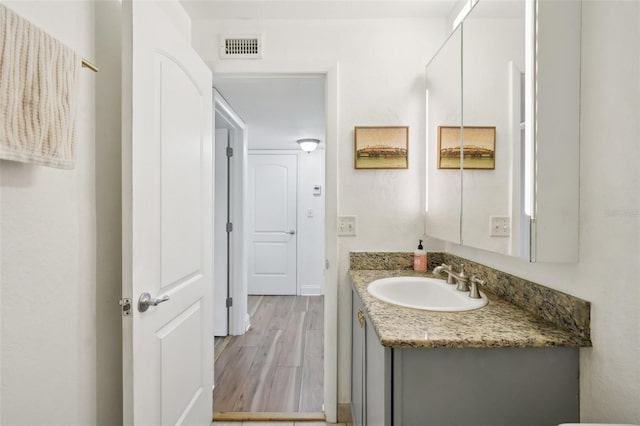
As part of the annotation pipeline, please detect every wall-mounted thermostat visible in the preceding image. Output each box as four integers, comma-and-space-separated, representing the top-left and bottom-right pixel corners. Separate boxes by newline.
313, 185, 322, 196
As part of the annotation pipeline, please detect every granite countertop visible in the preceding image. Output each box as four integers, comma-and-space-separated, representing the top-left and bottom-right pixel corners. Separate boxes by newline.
350, 269, 592, 349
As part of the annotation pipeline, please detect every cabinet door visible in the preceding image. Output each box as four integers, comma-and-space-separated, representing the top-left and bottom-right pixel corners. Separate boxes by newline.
351, 292, 365, 426
353, 290, 392, 425
365, 316, 389, 425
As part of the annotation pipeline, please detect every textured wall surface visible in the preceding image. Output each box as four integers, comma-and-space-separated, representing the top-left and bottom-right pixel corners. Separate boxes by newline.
0, 1, 97, 425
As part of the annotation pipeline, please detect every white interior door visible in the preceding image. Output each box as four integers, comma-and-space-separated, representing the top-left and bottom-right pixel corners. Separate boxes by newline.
213, 128, 229, 336
248, 154, 297, 295
122, 2, 213, 425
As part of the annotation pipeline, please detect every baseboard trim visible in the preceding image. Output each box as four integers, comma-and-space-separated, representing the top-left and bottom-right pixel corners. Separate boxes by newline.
213, 412, 326, 422
337, 403, 352, 423
299, 285, 323, 296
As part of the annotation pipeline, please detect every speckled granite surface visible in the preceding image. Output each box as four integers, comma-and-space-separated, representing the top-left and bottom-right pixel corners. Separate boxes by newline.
350, 269, 592, 349
350, 251, 446, 271
438, 253, 591, 341
350, 252, 414, 270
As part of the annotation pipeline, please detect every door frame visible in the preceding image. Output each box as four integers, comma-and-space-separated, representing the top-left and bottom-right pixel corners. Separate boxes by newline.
212, 65, 339, 423
213, 90, 250, 336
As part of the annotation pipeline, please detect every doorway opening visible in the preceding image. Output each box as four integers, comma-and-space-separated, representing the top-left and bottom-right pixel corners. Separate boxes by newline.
212, 75, 328, 420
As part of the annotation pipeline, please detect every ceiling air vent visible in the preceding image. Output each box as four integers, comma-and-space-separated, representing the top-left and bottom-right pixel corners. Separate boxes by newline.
220, 35, 263, 59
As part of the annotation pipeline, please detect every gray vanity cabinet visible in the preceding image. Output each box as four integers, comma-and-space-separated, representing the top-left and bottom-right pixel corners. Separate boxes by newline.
351, 292, 365, 426
351, 290, 580, 426
351, 291, 391, 426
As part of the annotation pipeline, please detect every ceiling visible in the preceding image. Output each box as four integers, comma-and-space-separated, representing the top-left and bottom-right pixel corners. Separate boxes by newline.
180, 0, 459, 21
214, 76, 326, 150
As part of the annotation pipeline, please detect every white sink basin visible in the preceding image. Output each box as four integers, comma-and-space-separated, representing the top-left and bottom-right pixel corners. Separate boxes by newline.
367, 276, 488, 312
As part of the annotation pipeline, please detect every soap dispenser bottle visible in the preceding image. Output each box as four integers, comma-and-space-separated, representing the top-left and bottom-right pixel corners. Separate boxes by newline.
413, 239, 427, 271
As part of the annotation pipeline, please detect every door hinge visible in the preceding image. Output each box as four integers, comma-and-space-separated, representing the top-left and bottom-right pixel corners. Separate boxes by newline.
226, 222, 233, 232
119, 298, 132, 316
226, 297, 233, 308
226, 147, 234, 157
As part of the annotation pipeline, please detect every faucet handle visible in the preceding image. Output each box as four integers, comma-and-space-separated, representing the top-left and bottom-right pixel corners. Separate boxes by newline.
457, 264, 467, 278
470, 275, 485, 285
469, 275, 485, 299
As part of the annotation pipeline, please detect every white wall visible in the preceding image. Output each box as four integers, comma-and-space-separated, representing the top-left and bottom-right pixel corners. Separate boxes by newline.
297, 150, 326, 295
192, 16, 446, 404
446, 1, 640, 423
0, 1, 98, 425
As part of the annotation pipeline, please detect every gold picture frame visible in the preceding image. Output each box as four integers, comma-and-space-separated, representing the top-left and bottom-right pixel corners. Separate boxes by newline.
354, 126, 409, 169
438, 126, 496, 170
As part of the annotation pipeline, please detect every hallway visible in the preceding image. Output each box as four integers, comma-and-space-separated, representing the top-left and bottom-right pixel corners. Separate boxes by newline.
214, 296, 324, 414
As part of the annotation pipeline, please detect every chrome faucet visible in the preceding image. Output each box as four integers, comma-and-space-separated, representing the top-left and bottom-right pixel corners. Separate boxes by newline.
432, 263, 454, 284
433, 263, 469, 292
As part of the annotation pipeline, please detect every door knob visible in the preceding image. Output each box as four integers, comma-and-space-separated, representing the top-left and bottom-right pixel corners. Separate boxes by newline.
288, 230, 296, 235
138, 292, 170, 312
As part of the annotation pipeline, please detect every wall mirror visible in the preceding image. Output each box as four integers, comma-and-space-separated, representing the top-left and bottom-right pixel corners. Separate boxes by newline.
425, 0, 581, 263
461, 0, 525, 257
425, 26, 462, 244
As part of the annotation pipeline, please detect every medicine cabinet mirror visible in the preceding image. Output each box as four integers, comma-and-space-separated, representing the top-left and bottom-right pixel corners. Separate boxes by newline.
425, 26, 462, 245
425, 0, 580, 263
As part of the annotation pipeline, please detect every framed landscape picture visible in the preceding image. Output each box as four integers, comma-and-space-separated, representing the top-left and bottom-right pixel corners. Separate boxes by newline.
354, 126, 409, 170
438, 126, 496, 170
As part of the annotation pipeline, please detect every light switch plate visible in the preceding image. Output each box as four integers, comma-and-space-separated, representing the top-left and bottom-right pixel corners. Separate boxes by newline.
338, 215, 357, 236
490, 216, 510, 237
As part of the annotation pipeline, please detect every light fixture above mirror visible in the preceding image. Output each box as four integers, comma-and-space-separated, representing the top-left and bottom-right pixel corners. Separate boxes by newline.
297, 138, 320, 153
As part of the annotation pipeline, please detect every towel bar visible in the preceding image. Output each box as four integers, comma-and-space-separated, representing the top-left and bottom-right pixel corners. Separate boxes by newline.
81, 58, 98, 73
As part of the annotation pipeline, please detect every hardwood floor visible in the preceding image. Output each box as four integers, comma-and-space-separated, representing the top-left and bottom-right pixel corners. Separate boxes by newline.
214, 295, 324, 414
213, 423, 351, 426
213, 423, 350, 426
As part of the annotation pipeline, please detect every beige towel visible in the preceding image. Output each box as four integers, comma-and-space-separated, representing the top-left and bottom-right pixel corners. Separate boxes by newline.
0, 5, 80, 169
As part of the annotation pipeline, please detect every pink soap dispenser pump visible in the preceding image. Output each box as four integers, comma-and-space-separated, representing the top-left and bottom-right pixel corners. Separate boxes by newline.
413, 239, 427, 271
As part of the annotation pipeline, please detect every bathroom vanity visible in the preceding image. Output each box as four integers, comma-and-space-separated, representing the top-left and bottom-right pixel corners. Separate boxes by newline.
350, 267, 591, 426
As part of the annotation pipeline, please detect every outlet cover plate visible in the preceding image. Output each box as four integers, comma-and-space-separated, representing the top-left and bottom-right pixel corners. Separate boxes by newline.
490, 216, 510, 237
338, 215, 357, 236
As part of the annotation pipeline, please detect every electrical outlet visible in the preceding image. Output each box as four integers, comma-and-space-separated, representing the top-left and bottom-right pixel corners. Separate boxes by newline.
490, 216, 510, 237
337, 216, 357, 236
